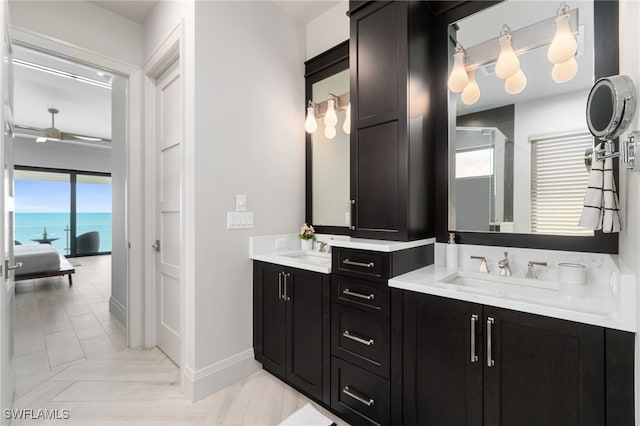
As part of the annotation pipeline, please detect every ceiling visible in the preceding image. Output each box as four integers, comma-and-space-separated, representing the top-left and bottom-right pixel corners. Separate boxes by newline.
13, 45, 113, 140
89, 0, 158, 24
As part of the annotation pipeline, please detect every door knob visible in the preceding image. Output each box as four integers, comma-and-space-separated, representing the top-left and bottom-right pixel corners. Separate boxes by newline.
4, 259, 22, 279
152, 240, 160, 251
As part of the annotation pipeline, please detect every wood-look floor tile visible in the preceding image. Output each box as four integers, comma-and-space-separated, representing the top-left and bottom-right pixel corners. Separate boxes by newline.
50, 362, 179, 383
44, 329, 85, 368
52, 381, 184, 402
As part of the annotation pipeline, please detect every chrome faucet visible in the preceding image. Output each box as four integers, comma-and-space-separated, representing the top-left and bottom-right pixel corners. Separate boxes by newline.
525, 261, 548, 279
498, 252, 511, 276
470, 256, 489, 273
318, 241, 330, 253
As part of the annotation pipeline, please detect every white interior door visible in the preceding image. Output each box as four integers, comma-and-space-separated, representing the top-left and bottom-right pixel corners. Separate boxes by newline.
0, 6, 15, 422
155, 61, 181, 364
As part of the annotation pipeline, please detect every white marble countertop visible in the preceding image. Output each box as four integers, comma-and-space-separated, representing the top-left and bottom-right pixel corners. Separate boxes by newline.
250, 250, 331, 274
326, 236, 436, 252
389, 264, 637, 332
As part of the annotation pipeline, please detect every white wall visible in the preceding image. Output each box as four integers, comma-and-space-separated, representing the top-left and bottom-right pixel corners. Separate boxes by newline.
143, 1, 186, 62
618, 1, 640, 422
10, 1, 143, 67
13, 137, 111, 172
306, 0, 348, 59
512, 90, 588, 233
189, 0, 305, 399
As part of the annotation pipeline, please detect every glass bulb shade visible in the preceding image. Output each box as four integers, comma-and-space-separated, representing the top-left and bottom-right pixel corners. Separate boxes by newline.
461, 71, 481, 105
504, 68, 527, 94
447, 51, 469, 93
552, 57, 578, 83
324, 99, 338, 127
324, 125, 336, 139
304, 106, 317, 133
343, 103, 351, 134
547, 14, 577, 64
495, 35, 520, 80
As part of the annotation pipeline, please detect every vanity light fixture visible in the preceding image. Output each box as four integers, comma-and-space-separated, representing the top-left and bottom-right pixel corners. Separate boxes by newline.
547, 3, 578, 65
304, 100, 318, 134
304, 92, 350, 138
461, 70, 481, 105
449, 3, 581, 101
324, 97, 338, 127
495, 25, 520, 80
447, 43, 469, 93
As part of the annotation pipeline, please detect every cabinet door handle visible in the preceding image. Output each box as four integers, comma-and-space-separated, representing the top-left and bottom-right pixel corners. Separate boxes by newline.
487, 317, 495, 367
342, 386, 374, 407
284, 273, 291, 301
278, 272, 283, 300
343, 259, 375, 268
342, 288, 375, 300
343, 330, 374, 346
470, 314, 478, 363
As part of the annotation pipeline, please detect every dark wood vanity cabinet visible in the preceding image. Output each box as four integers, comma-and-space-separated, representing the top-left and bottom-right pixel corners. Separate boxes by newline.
253, 261, 330, 403
349, 1, 435, 241
402, 291, 634, 426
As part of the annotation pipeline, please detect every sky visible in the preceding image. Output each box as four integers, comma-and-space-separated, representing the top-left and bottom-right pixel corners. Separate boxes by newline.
15, 180, 112, 213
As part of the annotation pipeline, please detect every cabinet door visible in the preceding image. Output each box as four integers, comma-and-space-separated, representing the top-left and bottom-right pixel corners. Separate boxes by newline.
253, 262, 287, 378
483, 307, 605, 426
286, 269, 326, 401
403, 292, 483, 426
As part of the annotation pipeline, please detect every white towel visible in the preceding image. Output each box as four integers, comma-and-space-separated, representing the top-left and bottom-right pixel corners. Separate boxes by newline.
602, 157, 621, 232
579, 153, 604, 230
579, 151, 621, 233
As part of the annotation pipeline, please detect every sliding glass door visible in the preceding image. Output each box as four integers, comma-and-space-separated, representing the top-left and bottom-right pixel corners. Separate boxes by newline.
14, 167, 111, 257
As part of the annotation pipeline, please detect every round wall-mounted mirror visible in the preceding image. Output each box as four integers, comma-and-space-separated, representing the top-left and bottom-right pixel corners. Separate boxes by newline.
586, 74, 636, 140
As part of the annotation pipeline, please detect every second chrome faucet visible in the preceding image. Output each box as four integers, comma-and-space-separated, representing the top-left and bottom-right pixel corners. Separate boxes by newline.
498, 252, 511, 276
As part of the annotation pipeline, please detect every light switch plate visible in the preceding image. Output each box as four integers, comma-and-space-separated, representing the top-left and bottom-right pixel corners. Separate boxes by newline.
236, 195, 247, 212
227, 212, 253, 229
275, 238, 288, 249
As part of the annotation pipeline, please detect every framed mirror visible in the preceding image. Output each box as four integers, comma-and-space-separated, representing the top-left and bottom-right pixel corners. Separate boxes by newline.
434, 0, 619, 253
305, 41, 350, 235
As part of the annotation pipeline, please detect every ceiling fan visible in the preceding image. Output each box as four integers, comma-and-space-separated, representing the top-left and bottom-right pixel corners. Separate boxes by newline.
14, 108, 111, 144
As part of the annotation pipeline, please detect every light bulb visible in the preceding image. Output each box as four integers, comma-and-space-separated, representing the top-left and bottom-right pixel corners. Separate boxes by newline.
324, 125, 336, 139
547, 12, 577, 64
495, 27, 520, 80
461, 70, 481, 105
447, 44, 469, 93
304, 102, 317, 133
343, 103, 351, 134
504, 68, 527, 94
552, 57, 578, 83
324, 98, 338, 127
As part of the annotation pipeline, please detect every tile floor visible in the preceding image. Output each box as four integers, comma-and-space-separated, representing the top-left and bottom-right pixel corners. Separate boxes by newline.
11, 255, 348, 425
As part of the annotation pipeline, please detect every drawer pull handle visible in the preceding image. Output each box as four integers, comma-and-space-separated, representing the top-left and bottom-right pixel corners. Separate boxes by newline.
343, 259, 375, 268
470, 314, 478, 363
342, 386, 374, 407
343, 330, 374, 346
343, 288, 375, 300
487, 317, 495, 367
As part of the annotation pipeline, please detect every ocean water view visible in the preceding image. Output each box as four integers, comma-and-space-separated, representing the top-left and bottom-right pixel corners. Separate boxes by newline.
15, 212, 112, 254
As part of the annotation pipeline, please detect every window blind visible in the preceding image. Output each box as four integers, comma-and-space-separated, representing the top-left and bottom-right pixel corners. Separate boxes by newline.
530, 132, 594, 236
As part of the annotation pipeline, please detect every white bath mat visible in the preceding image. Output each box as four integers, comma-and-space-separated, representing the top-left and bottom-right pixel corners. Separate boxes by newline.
279, 403, 335, 426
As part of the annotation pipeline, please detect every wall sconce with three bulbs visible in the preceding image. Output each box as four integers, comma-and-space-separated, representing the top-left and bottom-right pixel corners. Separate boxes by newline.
448, 2, 579, 106
305, 93, 351, 139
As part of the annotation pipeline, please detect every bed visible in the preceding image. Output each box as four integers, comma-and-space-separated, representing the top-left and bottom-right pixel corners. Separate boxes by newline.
14, 244, 75, 285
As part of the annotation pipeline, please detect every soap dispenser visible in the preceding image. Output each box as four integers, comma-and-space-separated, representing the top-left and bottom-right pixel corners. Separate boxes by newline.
446, 232, 459, 269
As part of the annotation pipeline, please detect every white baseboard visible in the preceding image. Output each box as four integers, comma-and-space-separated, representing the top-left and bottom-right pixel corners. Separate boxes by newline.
183, 348, 260, 401
109, 297, 127, 327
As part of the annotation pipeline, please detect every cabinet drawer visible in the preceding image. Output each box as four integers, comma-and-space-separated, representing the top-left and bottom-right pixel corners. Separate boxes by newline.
332, 274, 390, 315
332, 303, 390, 379
331, 357, 390, 426
333, 248, 388, 280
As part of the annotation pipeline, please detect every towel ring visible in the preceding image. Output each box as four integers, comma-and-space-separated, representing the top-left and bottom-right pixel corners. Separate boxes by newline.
586, 75, 639, 171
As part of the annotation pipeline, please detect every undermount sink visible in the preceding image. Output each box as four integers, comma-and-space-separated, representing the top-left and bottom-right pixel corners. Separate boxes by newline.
438, 272, 560, 298
279, 251, 331, 266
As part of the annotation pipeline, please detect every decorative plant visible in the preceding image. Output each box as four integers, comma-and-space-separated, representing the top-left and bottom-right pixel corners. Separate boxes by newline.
299, 223, 317, 241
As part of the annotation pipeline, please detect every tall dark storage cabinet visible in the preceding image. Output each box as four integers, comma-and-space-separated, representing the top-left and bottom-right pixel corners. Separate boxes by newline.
349, 1, 434, 241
